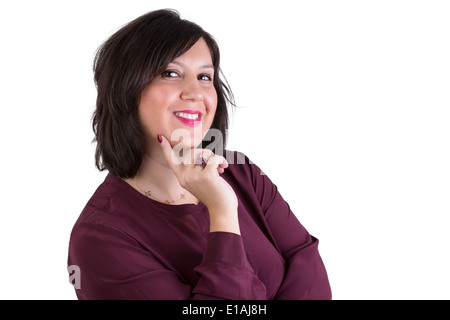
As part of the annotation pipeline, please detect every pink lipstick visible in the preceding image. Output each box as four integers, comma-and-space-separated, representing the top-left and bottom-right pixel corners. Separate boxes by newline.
173, 110, 202, 127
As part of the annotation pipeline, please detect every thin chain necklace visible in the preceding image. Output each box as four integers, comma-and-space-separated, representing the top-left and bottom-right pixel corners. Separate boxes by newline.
133, 177, 186, 204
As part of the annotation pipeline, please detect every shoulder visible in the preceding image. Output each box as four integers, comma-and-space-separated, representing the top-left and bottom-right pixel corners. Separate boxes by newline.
221, 149, 270, 191
222, 150, 253, 180
70, 174, 139, 243
221, 150, 281, 211
223, 149, 266, 176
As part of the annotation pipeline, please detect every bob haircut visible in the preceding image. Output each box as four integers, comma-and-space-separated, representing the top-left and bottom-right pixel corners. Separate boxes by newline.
92, 9, 234, 179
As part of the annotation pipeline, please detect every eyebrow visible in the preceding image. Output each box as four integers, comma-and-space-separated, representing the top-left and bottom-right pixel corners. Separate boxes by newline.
169, 60, 214, 70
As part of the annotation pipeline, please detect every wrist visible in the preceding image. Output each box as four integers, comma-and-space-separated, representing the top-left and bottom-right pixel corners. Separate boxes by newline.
208, 207, 240, 235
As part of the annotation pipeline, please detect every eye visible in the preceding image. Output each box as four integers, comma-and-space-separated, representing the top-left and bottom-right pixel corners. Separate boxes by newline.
198, 73, 212, 81
161, 70, 180, 78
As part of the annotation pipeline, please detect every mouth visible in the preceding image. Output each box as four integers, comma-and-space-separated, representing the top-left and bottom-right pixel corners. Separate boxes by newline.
173, 110, 202, 127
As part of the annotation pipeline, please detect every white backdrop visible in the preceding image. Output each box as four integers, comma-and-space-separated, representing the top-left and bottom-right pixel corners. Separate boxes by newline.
0, 0, 449, 300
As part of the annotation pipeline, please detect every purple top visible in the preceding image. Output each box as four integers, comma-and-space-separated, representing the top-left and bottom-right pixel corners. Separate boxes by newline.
68, 151, 331, 299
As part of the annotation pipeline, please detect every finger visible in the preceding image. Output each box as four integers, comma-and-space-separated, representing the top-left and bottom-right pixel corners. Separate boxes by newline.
204, 154, 226, 172
207, 154, 228, 169
157, 134, 183, 172
192, 148, 214, 167
218, 158, 229, 169
193, 151, 228, 173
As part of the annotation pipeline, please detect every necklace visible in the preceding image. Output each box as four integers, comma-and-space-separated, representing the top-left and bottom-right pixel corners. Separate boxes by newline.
133, 177, 186, 204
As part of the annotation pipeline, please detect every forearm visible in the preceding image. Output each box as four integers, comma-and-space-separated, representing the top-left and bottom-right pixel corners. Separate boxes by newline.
208, 207, 240, 235
193, 232, 266, 300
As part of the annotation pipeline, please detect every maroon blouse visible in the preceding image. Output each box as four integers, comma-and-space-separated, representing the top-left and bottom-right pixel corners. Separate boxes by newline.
68, 151, 331, 299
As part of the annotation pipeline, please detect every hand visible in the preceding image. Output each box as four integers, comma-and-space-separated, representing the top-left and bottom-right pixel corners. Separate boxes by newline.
158, 135, 240, 234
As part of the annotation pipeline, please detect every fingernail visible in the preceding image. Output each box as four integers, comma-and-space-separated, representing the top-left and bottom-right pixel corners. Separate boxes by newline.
157, 135, 162, 143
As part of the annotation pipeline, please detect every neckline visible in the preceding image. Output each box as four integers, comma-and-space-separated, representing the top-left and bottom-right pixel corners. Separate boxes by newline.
105, 173, 205, 215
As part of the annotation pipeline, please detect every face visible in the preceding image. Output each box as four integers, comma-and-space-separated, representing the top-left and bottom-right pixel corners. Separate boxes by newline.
138, 37, 217, 151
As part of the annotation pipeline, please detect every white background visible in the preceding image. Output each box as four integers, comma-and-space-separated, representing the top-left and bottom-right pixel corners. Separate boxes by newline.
0, 0, 449, 300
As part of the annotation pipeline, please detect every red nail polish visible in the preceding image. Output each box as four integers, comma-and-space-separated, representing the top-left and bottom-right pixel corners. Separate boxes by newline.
157, 135, 162, 143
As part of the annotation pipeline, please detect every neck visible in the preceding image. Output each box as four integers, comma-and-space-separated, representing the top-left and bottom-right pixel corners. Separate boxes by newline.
140, 152, 179, 191
125, 145, 197, 204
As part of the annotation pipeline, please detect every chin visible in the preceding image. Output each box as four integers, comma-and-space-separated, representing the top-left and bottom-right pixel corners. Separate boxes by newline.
170, 137, 202, 150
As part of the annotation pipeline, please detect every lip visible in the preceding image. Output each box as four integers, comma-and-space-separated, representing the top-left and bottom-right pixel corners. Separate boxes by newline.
173, 110, 203, 127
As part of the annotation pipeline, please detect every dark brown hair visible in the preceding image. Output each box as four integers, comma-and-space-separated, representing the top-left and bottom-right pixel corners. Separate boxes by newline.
92, 9, 234, 178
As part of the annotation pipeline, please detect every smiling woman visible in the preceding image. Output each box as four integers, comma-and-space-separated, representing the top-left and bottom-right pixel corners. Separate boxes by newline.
91, 10, 232, 179
67, 8, 331, 300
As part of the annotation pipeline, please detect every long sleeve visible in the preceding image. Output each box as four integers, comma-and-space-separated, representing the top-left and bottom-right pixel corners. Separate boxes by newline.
68, 214, 266, 300
193, 232, 266, 299
249, 161, 332, 300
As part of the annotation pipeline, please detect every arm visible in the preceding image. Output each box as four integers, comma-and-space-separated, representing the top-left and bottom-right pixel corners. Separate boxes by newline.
249, 160, 332, 300
68, 217, 266, 300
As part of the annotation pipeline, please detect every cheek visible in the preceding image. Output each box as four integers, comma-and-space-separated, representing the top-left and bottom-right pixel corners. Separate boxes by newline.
140, 85, 170, 110
139, 85, 175, 120
206, 89, 218, 118
138, 87, 167, 134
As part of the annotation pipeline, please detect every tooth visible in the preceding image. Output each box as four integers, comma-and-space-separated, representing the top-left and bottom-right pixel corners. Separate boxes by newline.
175, 112, 199, 120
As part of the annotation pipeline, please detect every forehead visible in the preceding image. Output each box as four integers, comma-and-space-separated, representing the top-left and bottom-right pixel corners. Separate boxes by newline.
170, 38, 213, 67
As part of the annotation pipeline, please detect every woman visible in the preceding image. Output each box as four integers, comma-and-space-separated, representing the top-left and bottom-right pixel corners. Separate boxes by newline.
68, 9, 331, 300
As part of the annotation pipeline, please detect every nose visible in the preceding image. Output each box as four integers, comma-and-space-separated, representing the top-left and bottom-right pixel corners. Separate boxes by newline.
180, 77, 204, 102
